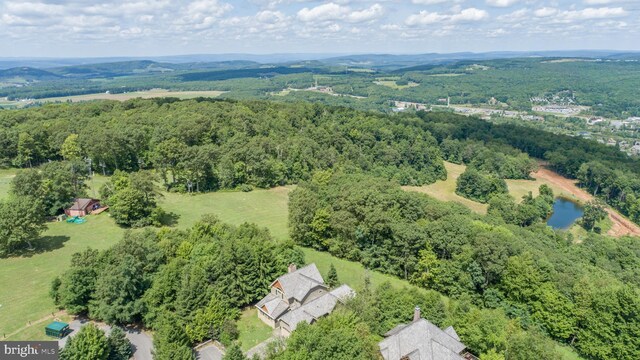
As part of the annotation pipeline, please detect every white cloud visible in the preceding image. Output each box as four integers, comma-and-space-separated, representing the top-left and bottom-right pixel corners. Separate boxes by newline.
297, 2, 384, 23
177, 0, 233, 29
534, 7, 558, 17
185, 0, 233, 18
5, 2, 65, 17
347, 4, 384, 23
451, 8, 489, 22
411, 0, 448, 4
486, 0, 519, 8
406, 7, 488, 26
498, 8, 528, 21
297, 3, 349, 22
560, 7, 628, 21
406, 11, 448, 26
584, 0, 623, 4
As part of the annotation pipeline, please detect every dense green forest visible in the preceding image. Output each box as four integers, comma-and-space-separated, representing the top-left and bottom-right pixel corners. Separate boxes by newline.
0, 99, 447, 191
1, 98, 638, 224
290, 173, 640, 359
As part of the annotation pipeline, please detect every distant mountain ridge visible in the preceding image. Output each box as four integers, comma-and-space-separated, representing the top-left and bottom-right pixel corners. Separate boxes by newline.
0, 67, 61, 81
1, 50, 638, 70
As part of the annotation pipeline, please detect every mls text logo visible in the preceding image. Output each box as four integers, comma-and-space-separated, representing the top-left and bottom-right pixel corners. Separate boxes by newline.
1, 341, 58, 359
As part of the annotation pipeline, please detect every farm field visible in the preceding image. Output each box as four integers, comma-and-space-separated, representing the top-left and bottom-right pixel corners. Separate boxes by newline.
1, 89, 225, 108
374, 79, 420, 89
40, 89, 225, 102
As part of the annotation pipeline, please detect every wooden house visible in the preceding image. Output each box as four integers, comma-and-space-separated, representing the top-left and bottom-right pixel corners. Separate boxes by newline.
65, 198, 100, 217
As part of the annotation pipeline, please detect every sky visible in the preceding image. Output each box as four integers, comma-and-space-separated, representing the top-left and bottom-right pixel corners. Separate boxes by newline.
1, 0, 639, 57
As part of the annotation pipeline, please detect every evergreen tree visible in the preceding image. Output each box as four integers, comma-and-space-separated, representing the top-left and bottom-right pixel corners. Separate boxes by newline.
60, 324, 109, 360
107, 327, 132, 360
222, 343, 247, 360
152, 312, 194, 360
326, 263, 339, 288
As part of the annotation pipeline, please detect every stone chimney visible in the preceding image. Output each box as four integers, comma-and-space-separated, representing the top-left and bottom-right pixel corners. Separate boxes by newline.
413, 306, 421, 322
288, 263, 297, 273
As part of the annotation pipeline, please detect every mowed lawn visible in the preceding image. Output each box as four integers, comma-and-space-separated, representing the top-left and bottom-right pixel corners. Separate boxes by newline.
0, 183, 291, 339
237, 308, 273, 351
0, 215, 124, 338
303, 247, 426, 293
160, 186, 292, 240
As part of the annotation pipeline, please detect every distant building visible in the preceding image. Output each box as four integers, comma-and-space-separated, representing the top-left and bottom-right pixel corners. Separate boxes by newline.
255, 263, 354, 337
379, 307, 476, 360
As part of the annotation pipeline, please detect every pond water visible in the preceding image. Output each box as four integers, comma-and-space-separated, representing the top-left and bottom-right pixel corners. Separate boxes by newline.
547, 198, 584, 230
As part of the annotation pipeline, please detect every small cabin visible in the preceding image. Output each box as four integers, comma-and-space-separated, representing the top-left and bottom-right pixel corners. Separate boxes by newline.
65, 198, 100, 217
45, 321, 69, 338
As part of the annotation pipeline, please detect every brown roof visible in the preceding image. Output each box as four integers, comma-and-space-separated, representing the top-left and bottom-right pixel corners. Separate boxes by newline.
69, 198, 97, 211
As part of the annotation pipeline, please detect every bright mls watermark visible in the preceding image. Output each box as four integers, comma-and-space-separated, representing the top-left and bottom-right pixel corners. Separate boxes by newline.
1, 341, 58, 359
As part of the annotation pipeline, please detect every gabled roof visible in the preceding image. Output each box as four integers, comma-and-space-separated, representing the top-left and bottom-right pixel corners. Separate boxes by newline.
379, 319, 466, 360
443, 326, 460, 341
69, 198, 97, 210
255, 293, 289, 320
270, 264, 326, 302
279, 285, 355, 331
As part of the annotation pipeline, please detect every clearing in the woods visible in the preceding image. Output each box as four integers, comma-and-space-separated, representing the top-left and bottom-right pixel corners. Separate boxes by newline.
404, 161, 640, 238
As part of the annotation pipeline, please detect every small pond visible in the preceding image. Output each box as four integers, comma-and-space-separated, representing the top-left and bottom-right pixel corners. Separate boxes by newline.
547, 198, 584, 230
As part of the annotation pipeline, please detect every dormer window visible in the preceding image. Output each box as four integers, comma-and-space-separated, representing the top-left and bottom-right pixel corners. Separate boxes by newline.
275, 287, 284, 298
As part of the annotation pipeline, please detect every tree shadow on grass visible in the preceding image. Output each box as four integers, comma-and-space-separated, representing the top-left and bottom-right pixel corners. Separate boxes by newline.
159, 212, 180, 227
7, 235, 71, 258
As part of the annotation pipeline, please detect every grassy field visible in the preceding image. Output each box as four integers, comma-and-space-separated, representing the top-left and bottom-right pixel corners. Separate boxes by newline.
0, 168, 16, 200
303, 247, 425, 293
0, 214, 124, 338
40, 89, 225, 103
404, 162, 489, 214
404, 161, 579, 215
374, 80, 420, 89
160, 186, 292, 240
236, 308, 273, 351
0, 181, 291, 339
1, 89, 225, 108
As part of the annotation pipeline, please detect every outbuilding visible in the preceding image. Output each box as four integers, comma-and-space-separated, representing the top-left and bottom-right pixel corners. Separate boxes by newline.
45, 321, 69, 338
65, 198, 100, 217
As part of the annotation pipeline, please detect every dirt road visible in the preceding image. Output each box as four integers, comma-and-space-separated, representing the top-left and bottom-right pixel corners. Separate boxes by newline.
533, 167, 640, 237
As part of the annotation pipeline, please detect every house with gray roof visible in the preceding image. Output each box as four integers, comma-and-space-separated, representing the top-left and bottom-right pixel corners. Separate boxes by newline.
255, 263, 355, 337
379, 307, 476, 360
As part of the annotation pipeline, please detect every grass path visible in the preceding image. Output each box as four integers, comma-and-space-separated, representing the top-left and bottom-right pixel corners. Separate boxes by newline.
0, 168, 16, 201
